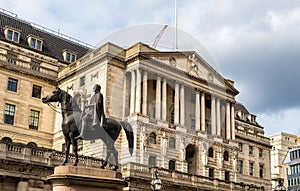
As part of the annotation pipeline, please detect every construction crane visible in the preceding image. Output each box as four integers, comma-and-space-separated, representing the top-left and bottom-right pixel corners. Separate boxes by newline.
152, 25, 168, 48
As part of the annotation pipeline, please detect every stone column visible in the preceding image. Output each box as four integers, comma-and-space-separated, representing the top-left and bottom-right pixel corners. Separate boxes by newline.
155, 75, 161, 120
226, 101, 231, 139
174, 82, 180, 124
135, 68, 141, 114
211, 96, 216, 135
180, 84, 185, 125
195, 90, 200, 132
216, 98, 221, 136
231, 103, 235, 140
200, 92, 205, 132
142, 70, 148, 116
130, 70, 135, 114
162, 78, 167, 121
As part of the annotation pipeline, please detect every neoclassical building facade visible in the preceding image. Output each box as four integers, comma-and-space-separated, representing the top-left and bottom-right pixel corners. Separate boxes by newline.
0, 8, 273, 191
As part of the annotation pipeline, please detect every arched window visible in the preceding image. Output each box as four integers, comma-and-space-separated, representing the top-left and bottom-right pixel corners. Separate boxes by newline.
1, 137, 12, 144
150, 132, 156, 144
208, 147, 214, 158
27, 142, 37, 148
224, 151, 229, 161
169, 137, 176, 149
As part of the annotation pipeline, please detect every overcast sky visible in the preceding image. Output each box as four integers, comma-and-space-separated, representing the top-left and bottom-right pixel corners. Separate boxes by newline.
1, 0, 300, 136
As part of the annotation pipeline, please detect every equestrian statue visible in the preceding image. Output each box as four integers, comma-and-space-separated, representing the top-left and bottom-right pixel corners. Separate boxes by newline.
42, 84, 134, 170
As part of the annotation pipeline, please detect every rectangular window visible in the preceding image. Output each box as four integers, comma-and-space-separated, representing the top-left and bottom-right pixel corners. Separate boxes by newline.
31, 61, 40, 71
249, 145, 253, 155
32, 85, 42, 98
209, 168, 214, 178
80, 76, 85, 86
259, 164, 264, 178
225, 171, 230, 182
65, 52, 77, 63
169, 160, 176, 171
259, 148, 263, 157
30, 38, 42, 50
238, 160, 243, 174
29, 110, 40, 130
6, 29, 20, 43
191, 118, 195, 131
7, 78, 18, 92
249, 162, 254, 176
238, 143, 243, 152
4, 103, 15, 125
7, 53, 17, 64
149, 156, 156, 167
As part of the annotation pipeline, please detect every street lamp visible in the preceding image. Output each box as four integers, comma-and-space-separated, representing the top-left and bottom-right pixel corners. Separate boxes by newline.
151, 169, 162, 191
274, 178, 287, 191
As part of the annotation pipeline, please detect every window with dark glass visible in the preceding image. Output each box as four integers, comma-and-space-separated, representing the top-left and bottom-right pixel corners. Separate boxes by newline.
6, 29, 20, 43
225, 171, 230, 182
4, 103, 15, 125
65, 52, 77, 63
30, 38, 42, 50
150, 132, 156, 144
169, 137, 176, 148
259, 164, 264, 178
249, 162, 254, 176
259, 148, 263, 157
80, 76, 85, 86
149, 156, 156, 167
170, 105, 174, 124
238, 160, 243, 174
191, 118, 195, 131
7, 53, 17, 64
238, 143, 243, 152
208, 147, 214, 158
32, 85, 42, 98
31, 61, 40, 71
7, 78, 18, 92
209, 168, 214, 178
169, 160, 176, 171
249, 145, 253, 155
29, 110, 40, 130
224, 151, 229, 161
152, 80, 157, 90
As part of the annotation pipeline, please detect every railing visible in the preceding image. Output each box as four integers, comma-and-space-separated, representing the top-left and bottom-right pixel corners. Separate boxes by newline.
120, 163, 245, 191
236, 129, 270, 143
0, 141, 108, 169
0, 53, 58, 79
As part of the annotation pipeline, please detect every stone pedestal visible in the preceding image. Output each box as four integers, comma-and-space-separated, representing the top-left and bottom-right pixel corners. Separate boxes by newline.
47, 166, 127, 191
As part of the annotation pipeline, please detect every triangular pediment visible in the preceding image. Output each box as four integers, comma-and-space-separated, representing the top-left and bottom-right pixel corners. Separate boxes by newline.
140, 50, 239, 95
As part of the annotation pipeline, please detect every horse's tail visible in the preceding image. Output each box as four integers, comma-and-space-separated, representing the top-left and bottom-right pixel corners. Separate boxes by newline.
120, 121, 134, 155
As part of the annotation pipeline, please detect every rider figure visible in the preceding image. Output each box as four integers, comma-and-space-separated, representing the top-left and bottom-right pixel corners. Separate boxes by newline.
75, 84, 107, 140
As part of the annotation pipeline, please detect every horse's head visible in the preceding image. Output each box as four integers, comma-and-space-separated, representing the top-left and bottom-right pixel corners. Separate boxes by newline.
42, 87, 68, 104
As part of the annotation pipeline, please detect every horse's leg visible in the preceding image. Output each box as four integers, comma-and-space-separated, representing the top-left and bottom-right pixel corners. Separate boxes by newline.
111, 146, 119, 171
69, 131, 78, 166
100, 148, 110, 169
62, 136, 70, 166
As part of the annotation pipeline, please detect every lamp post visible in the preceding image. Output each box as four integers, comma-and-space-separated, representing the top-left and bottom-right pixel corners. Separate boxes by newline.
151, 169, 162, 191
274, 178, 287, 191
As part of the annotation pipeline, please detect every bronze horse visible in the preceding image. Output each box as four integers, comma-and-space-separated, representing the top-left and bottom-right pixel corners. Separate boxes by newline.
42, 87, 134, 170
